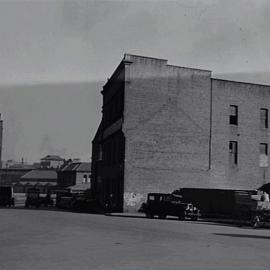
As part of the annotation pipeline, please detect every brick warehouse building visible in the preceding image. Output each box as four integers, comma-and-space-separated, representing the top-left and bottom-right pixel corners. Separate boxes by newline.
91, 54, 270, 212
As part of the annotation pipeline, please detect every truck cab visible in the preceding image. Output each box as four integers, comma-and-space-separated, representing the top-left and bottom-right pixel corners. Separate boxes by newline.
25, 188, 41, 208
140, 193, 200, 220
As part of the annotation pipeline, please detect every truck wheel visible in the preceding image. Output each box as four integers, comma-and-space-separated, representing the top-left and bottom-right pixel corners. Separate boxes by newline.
178, 215, 185, 221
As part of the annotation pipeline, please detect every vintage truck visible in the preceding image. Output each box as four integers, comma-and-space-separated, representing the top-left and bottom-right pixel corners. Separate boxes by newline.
56, 189, 101, 213
139, 193, 200, 220
174, 188, 270, 228
233, 190, 270, 228
0, 186, 15, 207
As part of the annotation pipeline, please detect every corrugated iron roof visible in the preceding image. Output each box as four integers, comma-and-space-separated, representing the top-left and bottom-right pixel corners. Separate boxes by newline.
21, 170, 57, 180
77, 163, 91, 172
60, 162, 91, 172
70, 183, 90, 192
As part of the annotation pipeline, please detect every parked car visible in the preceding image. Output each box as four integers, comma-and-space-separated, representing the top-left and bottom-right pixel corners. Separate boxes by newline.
55, 191, 73, 209
56, 189, 102, 213
139, 193, 200, 220
25, 188, 54, 208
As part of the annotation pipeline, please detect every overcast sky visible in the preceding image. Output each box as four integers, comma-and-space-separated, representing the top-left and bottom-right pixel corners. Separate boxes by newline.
1, 0, 270, 163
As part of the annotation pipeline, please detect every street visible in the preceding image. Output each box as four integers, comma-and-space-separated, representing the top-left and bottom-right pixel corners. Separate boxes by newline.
0, 209, 270, 270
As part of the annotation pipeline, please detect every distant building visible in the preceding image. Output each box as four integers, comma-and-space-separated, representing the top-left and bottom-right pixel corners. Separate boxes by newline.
19, 169, 57, 193
40, 155, 65, 169
57, 162, 91, 193
91, 54, 270, 212
0, 166, 34, 186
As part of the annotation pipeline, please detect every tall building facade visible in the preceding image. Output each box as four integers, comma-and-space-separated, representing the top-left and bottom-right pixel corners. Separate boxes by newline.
91, 54, 270, 212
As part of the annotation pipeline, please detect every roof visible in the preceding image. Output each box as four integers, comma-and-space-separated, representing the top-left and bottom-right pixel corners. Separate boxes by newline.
60, 162, 91, 172
70, 183, 90, 192
8, 164, 36, 170
211, 78, 270, 88
19, 181, 57, 186
40, 155, 64, 161
21, 170, 57, 180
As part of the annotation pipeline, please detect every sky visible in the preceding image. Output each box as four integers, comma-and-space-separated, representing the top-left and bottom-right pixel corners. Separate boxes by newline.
1, 0, 270, 163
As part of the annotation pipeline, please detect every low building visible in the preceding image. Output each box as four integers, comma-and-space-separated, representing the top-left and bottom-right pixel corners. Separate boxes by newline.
40, 155, 65, 169
0, 166, 35, 186
19, 169, 57, 194
57, 162, 91, 193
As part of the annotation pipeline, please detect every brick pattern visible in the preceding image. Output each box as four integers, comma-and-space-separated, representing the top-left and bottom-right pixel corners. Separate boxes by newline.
122, 56, 212, 211
211, 79, 270, 190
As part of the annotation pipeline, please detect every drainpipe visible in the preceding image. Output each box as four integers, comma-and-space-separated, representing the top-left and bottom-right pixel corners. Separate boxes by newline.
209, 79, 213, 170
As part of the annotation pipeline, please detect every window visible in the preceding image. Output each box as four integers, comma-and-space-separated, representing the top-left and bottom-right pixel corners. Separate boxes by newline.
260, 108, 268, 129
260, 143, 268, 155
83, 175, 87, 183
229, 141, 238, 165
98, 145, 103, 161
229, 105, 238, 125
260, 143, 268, 167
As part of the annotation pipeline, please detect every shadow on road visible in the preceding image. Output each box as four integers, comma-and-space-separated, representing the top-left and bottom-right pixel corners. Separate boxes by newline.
214, 233, 270, 239
108, 214, 248, 228
0, 206, 105, 216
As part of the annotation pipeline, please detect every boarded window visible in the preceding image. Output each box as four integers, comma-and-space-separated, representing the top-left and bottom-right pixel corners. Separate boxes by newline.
98, 145, 103, 161
260, 143, 268, 167
260, 143, 268, 155
260, 108, 268, 129
229, 105, 238, 125
229, 141, 238, 165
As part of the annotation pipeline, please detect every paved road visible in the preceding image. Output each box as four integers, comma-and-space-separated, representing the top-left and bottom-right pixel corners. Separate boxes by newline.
0, 209, 270, 270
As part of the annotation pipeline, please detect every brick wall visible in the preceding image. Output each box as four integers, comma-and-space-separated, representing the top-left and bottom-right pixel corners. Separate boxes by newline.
92, 54, 270, 212
211, 79, 270, 190
122, 55, 212, 211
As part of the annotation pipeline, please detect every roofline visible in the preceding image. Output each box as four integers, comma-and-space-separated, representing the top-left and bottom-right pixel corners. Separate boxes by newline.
167, 64, 212, 73
102, 53, 270, 91
212, 77, 270, 88
124, 53, 168, 62
124, 53, 212, 72
102, 55, 131, 91
102, 53, 212, 90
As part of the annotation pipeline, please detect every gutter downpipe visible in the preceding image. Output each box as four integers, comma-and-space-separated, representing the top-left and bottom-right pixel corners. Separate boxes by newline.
209, 78, 213, 170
